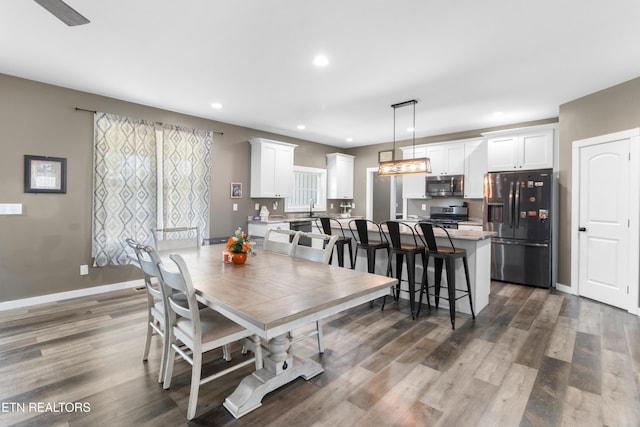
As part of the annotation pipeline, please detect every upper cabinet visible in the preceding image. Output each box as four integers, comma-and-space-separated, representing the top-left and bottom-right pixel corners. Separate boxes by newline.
426, 142, 465, 176
400, 146, 428, 198
486, 126, 555, 172
463, 139, 487, 199
326, 153, 354, 199
250, 138, 297, 198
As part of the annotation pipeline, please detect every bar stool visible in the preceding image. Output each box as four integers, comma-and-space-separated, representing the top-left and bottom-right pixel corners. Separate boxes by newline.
348, 219, 389, 274
381, 221, 426, 319
316, 217, 353, 268
414, 222, 475, 329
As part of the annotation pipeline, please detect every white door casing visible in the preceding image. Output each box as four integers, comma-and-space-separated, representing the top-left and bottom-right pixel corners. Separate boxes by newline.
571, 128, 640, 314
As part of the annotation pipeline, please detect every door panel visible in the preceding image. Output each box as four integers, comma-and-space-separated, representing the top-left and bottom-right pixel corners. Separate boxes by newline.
578, 139, 629, 309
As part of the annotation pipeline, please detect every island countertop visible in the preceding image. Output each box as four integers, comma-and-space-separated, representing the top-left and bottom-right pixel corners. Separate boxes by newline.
371, 221, 494, 241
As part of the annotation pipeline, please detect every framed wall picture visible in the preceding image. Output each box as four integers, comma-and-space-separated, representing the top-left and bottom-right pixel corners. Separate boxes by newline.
230, 182, 242, 198
378, 150, 393, 163
24, 155, 67, 194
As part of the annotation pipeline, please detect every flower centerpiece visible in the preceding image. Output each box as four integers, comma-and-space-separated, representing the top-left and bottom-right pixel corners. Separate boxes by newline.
226, 227, 254, 264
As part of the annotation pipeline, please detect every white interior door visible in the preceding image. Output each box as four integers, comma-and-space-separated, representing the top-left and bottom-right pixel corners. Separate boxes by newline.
572, 129, 639, 312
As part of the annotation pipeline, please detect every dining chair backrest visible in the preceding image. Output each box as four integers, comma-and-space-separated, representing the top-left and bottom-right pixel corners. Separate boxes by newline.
414, 222, 457, 251
126, 238, 163, 300
152, 226, 200, 251
291, 232, 339, 264
156, 253, 201, 336
381, 221, 420, 248
263, 228, 298, 256
349, 219, 382, 245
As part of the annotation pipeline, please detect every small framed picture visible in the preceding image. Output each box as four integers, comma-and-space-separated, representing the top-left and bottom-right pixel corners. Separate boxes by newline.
230, 182, 242, 198
24, 155, 67, 194
378, 150, 394, 163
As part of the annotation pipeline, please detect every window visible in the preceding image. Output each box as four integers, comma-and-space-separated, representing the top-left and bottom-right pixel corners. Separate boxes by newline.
285, 166, 326, 213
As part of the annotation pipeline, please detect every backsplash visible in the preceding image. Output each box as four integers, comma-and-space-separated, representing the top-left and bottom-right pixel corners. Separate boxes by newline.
405, 198, 483, 220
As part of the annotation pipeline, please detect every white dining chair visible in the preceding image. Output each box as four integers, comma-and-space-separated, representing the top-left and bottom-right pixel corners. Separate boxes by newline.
291, 232, 339, 264
263, 228, 298, 255
152, 226, 200, 251
289, 232, 339, 353
126, 238, 171, 383
157, 253, 256, 421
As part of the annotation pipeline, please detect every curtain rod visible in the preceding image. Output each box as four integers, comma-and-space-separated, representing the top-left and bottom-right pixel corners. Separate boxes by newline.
75, 107, 224, 135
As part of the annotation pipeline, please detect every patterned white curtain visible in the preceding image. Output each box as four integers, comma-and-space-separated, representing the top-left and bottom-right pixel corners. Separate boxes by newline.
92, 112, 157, 266
161, 124, 211, 244
92, 113, 212, 266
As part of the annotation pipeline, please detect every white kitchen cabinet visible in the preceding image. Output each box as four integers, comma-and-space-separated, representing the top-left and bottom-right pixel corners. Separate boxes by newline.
326, 153, 354, 199
486, 127, 554, 171
248, 221, 290, 239
426, 142, 465, 176
463, 139, 487, 199
250, 138, 297, 198
400, 146, 428, 198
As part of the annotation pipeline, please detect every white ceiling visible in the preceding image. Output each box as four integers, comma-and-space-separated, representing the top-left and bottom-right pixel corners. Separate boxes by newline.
3, 1, 640, 148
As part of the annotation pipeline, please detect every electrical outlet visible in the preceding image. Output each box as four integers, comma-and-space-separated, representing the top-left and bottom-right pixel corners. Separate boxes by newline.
232, 203, 238, 211
80, 265, 89, 275
421, 203, 427, 211
351, 202, 355, 209
330, 203, 334, 209
254, 203, 260, 211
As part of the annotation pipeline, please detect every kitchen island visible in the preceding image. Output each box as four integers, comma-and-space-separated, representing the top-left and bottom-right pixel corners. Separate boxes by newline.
332, 222, 494, 316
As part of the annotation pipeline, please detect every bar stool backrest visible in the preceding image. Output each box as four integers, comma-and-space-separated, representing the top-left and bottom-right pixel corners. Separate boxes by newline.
415, 222, 457, 251
316, 217, 347, 237
349, 219, 383, 245
415, 222, 438, 251
381, 221, 419, 248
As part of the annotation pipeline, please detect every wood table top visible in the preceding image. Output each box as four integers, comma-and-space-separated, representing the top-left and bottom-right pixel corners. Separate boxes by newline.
163, 245, 397, 337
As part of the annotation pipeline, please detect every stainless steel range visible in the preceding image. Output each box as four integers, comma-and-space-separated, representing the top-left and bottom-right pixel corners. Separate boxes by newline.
428, 206, 469, 229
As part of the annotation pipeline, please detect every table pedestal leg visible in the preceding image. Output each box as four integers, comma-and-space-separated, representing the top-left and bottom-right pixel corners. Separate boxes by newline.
223, 333, 323, 419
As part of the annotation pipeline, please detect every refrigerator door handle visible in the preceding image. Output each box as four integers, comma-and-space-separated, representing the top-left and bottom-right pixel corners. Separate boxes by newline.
514, 180, 520, 228
493, 239, 549, 248
508, 181, 514, 228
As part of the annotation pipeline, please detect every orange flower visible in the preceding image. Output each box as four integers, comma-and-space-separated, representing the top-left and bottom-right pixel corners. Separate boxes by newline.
226, 227, 254, 254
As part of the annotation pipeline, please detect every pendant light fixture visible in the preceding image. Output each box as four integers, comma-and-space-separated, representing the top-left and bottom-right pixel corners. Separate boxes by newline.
378, 99, 431, 176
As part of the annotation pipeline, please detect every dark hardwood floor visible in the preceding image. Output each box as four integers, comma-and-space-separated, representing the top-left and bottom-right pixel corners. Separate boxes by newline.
1, 281, 639, 426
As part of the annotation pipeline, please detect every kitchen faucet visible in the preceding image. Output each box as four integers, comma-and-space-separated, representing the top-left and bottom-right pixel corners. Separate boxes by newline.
309, 199, 314, 217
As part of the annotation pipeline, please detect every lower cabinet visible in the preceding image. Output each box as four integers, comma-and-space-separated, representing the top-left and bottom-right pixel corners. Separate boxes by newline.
247, 222, 290, 239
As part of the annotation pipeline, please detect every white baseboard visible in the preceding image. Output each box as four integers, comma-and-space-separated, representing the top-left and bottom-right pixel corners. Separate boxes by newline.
555, 282, 574, 295
0, 280, 144, 311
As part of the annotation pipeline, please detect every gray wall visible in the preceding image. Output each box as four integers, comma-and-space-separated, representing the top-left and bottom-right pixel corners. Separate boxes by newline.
3, 70, 638, 302
0, 73, 343, 302
558, 76, 640, 286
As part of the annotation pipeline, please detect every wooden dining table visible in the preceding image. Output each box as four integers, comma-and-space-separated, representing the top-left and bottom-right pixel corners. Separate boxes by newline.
166, 244, 397, 418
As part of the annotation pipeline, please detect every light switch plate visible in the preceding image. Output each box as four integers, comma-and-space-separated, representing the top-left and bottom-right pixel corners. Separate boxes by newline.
232, 203, 238, 211
0, 203, 22, 215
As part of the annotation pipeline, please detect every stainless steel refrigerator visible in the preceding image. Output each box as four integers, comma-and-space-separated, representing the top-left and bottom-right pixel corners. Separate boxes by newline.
483, 169, 553, 288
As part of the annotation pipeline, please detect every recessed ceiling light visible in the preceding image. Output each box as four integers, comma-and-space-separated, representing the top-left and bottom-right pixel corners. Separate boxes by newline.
211, 102, 222, 109
492, 111, 504, 118
313, 55, 329, 67
346, 138, 353, 142
297, 124, 306, 130
406, 127, 415, 132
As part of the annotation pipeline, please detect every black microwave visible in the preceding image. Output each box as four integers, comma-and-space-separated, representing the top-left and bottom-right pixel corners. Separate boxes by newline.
425, 175, 464, 197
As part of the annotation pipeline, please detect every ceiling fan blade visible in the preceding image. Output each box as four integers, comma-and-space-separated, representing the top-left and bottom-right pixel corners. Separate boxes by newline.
33, 0, 90, 26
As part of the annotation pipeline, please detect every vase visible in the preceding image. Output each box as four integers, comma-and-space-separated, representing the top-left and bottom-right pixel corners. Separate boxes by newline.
232, 252, 247, 265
